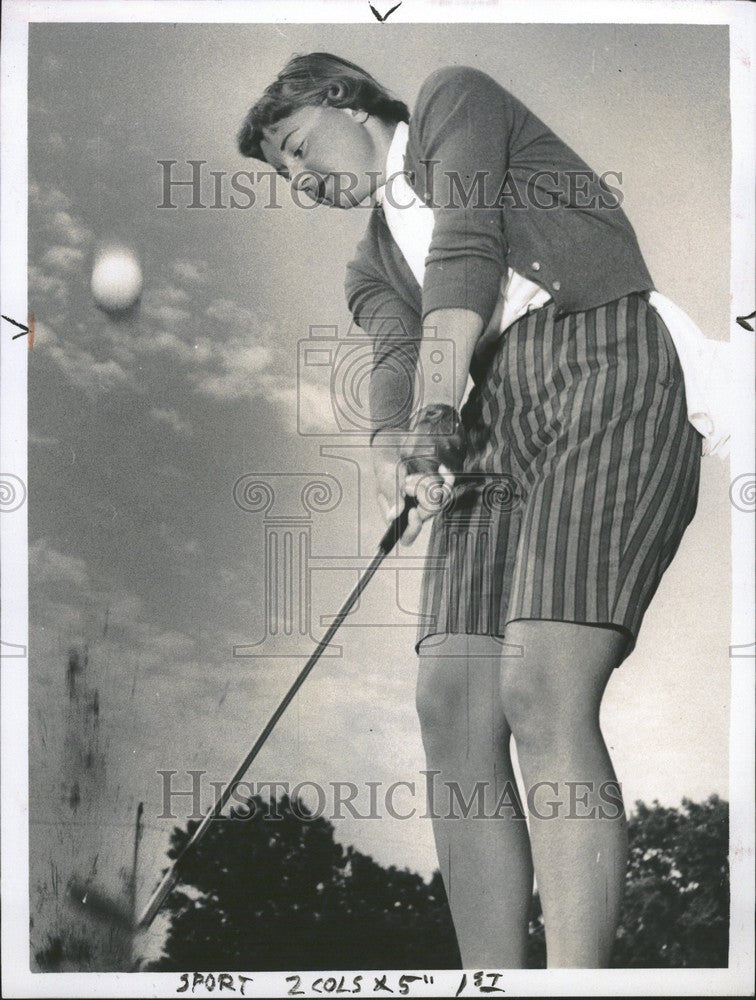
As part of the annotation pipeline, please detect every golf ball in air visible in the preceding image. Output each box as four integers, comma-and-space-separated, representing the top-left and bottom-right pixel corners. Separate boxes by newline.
91, 247, 143, 312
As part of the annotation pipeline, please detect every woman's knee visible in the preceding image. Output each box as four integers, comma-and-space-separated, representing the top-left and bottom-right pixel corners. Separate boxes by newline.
415, 654, 468, 743
498, 667, 564, 755
415, 634, 488, 753
498, 620, 623, 756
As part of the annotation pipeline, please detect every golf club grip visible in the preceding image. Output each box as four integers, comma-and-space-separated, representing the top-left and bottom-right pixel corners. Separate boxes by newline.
379, 495, 418, 554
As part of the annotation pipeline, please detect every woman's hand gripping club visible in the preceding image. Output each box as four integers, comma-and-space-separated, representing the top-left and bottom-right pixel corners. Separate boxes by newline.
372, 403, 468, 546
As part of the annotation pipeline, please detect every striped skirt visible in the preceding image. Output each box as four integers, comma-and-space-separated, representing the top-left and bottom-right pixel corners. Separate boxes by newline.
416, 293, 701, 661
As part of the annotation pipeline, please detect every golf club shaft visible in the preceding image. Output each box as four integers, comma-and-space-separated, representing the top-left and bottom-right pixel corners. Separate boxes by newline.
138, 495, 418, 928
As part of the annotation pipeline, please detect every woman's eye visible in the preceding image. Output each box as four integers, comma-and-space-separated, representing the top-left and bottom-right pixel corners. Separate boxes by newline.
294, 142, 305, 159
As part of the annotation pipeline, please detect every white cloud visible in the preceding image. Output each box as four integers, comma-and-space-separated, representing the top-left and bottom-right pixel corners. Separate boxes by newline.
50, 211, 92, 248
172, 260, 209, 285
152, 284, 190, 306
102, 589, 145, 626
37, 320, 133, 397
270, 378, 335, 435
132, 623, 195, 660
150, 406, 193, 436
29, 432, 60, 448
29, 539, 89, 587
62, 354, 131, 395
41, 245, 85, 274
206, 298, 257, 329
142, 301, 193, 328
29, 181, 71, 215
29, 182, 91, 322
110, 289, 278, 401
157, 521, 200, 558
192, 337, 272, 400
108, 329, 216, 375
141, 287, 193, 328
29, 264, 69, 307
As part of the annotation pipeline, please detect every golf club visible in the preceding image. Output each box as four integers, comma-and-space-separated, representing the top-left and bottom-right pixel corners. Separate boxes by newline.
138, 493, 419, 928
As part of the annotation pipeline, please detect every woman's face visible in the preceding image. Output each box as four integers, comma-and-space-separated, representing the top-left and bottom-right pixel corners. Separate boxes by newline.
259, 105, 384, 208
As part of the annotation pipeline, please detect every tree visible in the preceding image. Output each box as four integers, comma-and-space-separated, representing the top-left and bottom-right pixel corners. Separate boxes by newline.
149, 794, 728, 970
152, 793, 460, 971
612, 794, 729, 967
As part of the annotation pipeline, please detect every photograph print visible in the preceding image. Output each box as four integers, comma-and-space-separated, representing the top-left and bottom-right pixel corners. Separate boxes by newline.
2, 3, 753, 997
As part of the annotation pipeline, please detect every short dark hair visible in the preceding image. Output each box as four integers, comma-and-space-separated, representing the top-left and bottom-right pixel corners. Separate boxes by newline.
238, 52, 409, 161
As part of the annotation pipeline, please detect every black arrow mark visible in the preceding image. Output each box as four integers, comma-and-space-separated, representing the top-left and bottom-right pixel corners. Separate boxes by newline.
2, 314, 30, 339
369, 2, 402, 22
736, 309, 755, 332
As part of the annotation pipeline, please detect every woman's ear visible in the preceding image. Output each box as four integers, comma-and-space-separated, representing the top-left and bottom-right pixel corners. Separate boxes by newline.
325, 81, 348, 103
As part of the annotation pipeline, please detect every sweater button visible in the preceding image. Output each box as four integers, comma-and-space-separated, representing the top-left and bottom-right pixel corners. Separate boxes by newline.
552, 280, 561, 291
531, 261, 541, 271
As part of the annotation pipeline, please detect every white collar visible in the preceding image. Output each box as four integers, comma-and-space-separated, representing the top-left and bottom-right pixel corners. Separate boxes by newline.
373, 120, 410, 207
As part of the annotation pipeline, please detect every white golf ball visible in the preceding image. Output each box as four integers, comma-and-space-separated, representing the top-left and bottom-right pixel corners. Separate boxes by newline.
91, 247, 143, 312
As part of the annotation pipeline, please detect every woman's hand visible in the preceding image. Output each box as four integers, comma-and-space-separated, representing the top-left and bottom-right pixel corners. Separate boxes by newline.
370, 405, 467, 546
371, 440, 456, 546
397, 462, 456, 545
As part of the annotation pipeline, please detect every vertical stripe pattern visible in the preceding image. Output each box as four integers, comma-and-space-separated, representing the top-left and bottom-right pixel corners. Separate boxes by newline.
416, 293, 701, 662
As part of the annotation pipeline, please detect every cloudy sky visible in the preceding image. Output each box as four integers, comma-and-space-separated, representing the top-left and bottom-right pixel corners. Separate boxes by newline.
25, 22, 734, 960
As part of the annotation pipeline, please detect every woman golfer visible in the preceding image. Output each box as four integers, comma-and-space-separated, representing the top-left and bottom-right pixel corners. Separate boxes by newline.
238, 54, 701, 968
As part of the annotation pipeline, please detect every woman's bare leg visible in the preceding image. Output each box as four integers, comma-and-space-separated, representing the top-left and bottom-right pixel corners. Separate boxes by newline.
416, 633, 533, 967
500, 619, 629, 968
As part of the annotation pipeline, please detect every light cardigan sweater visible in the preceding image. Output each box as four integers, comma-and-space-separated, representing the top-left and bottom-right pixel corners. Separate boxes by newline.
376, 122, 731, 457
345, 66, 654, 433
375, 120, 553, 338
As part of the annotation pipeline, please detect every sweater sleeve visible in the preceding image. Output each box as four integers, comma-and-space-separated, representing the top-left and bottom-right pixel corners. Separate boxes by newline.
345, 254, 421, 435
412, 66, 513, 324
